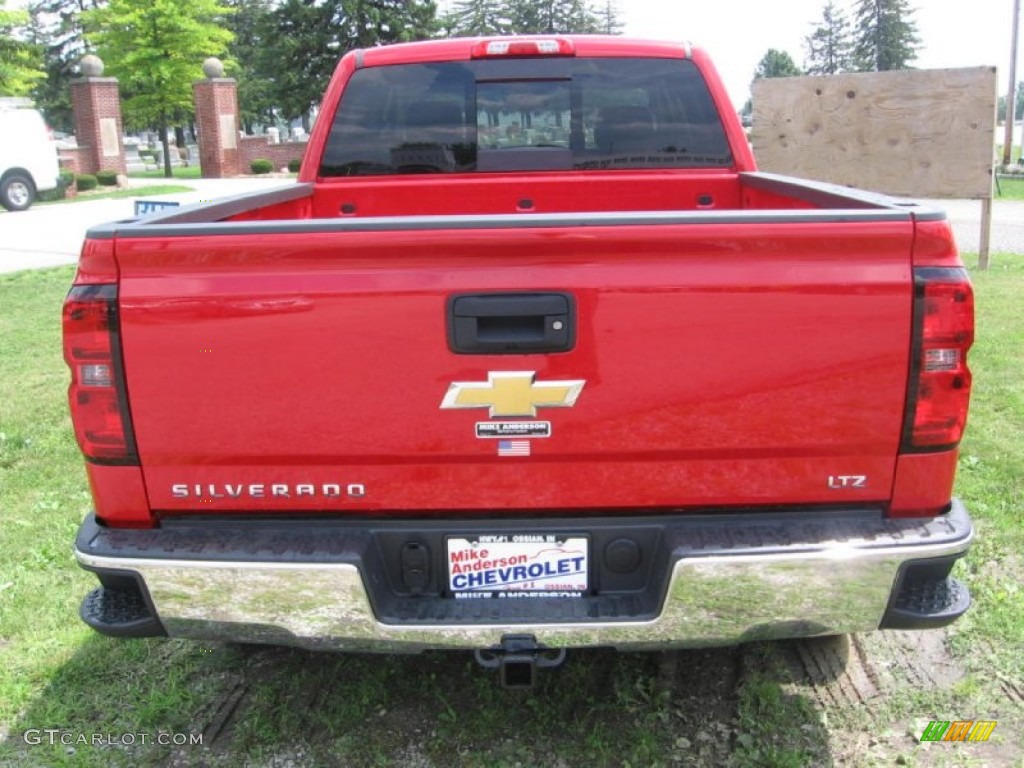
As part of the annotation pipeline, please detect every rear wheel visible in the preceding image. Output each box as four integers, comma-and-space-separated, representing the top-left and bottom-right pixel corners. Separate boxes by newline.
1, 173, 36, 211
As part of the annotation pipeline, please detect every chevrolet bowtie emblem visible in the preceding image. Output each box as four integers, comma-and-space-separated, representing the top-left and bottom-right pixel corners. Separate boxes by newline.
441, 371, 586, 418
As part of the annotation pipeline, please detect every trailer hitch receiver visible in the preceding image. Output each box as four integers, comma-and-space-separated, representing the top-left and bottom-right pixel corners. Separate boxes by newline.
474, 634, 567, 689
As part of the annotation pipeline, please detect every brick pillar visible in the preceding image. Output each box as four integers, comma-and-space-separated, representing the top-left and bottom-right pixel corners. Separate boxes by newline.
70, 55, 127, 175
193, 58, 240, 178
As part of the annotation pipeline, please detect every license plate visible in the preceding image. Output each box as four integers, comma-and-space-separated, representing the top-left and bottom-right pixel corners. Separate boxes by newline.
447, 535, 588, 598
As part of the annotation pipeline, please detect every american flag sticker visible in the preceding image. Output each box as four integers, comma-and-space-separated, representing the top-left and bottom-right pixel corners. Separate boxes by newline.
497, 439, 531, 457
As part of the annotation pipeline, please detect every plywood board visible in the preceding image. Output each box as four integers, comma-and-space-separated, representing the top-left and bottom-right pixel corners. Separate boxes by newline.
751, 68, 997, 199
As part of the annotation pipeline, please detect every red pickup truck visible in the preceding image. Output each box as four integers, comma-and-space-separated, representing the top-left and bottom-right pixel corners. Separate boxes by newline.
65, 36, 974, 687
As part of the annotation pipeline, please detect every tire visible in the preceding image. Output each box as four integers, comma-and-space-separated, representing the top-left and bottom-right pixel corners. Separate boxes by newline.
1, 173, 36, 212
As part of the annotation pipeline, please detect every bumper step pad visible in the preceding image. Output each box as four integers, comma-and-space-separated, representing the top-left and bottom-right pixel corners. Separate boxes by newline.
881, 576, 970, 630
80, 585, 166, 638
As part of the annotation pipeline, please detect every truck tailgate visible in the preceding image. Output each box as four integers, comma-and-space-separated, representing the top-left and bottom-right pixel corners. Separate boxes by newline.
115, 216, 914, 514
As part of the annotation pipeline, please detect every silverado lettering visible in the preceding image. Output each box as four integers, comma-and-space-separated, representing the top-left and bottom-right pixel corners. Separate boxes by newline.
169, 483, 367, 499
65, 35, 975, 686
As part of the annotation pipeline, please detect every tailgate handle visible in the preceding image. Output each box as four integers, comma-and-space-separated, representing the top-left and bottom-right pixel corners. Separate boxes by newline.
448, 293, 575, 354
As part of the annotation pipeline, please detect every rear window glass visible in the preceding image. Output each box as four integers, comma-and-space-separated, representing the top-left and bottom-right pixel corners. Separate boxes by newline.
319, 57, 732, 176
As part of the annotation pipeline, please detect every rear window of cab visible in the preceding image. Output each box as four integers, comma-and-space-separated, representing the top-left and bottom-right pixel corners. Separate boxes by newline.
318, 57, 732, 176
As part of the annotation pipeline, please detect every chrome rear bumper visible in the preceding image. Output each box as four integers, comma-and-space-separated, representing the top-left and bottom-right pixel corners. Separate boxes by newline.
75, 502, 973, 652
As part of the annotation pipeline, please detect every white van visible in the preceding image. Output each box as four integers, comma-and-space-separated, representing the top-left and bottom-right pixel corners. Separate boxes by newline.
0, 106, 61, 211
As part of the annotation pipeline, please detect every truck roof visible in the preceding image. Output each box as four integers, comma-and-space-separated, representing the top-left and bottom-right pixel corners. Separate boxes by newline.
356, 35, 697, 68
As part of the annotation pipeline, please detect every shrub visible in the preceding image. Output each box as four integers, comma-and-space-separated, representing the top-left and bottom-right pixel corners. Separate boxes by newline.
287, 158, 302, 173
96, 170, 119, 187
75, 174, 98, 191
37, 187, 65, 202
39, 168, 76, 201
250, 158, 273, 174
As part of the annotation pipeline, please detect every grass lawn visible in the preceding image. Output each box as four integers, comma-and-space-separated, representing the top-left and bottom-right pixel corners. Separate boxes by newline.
127, 166, 203, 180
995, 175, 1024, 201
38, 185, 193, 206
0, 258, 1020, 766
127, 167, 297, 181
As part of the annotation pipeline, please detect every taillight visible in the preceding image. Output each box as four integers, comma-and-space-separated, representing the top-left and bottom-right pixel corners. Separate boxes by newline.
63, 284, 138, 464
470, 38, 575, 58
901, 268, 973, 451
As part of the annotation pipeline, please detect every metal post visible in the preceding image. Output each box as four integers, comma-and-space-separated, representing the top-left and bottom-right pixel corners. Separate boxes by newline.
1004, 0, 1020, 167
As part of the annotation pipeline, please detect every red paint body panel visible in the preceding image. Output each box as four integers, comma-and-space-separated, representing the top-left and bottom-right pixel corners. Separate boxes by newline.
85, 464, 151, 527
912, 219, 963, 267
301, 173, 743, 219
889, 450, 959, 517
74, 239, 118, 284
114, 219, 914, 513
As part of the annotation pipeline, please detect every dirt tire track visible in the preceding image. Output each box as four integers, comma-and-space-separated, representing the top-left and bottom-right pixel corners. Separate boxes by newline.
789, 635, 879, 707
757, 629, 964, 709
191, 645, 292, 754
856, 628, 964, 693
200, 679, 248, 747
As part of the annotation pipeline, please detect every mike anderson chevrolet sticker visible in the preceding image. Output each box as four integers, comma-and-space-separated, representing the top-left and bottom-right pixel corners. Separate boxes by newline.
447, 536, 589, 596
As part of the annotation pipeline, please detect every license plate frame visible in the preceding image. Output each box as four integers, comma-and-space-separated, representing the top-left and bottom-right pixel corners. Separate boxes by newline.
446, 534, 589, 598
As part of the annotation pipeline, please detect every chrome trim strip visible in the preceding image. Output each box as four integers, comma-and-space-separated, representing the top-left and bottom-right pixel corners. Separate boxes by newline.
76, 524, 971, 653
102, 207, 911, 240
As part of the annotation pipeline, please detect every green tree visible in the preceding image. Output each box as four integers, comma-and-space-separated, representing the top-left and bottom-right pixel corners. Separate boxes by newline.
852, 0, 919, 72
1, 1, 44, 96
85, 0, 233, 177
753, 49, 803, 80
445, 0, 510, 36
28, 0, 102, 133
255, 0, 337, 124
596, 0, 623, 34
341, 0, 437, 46
804, 0, 852, 75
224, 0, 275, 133
510, 0, 600, 34
257, 0, 436, 125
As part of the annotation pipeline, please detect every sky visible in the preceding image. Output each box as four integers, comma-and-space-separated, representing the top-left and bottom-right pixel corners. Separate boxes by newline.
618, 0, 1017, 109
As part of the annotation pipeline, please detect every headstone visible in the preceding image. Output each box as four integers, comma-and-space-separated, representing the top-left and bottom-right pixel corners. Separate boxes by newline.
124, 143, 146, 173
